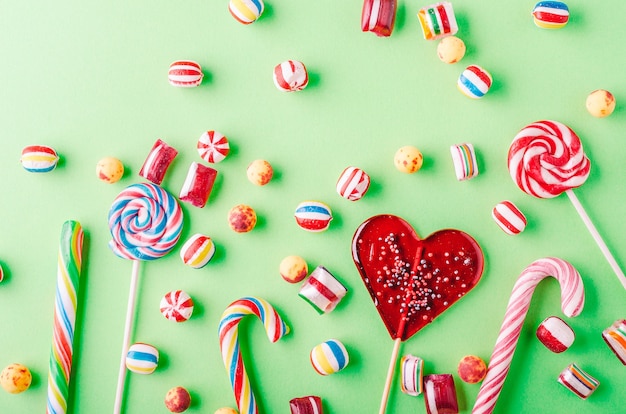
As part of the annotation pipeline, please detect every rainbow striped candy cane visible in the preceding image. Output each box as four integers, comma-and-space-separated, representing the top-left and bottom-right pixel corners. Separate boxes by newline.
47, 220, 84, 414
218, 297, 290, 414
472, 257, 585, 414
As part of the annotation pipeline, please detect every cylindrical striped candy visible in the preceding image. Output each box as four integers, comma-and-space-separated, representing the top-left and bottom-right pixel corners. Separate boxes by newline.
108, 183, 184, 261
532, 1, 569, 29
602, 319, 626, 365
472, 258, 585, 414
21, 145, 59, 173
180, 233, 215, 269
139, 139, 178, 185
168, 60, 203, 87
273, 60, 309, 92
400, 355, 424, 396
197, 131, 230, 163
508, 120, 590, 199
557, 363, 599, 399
218, 297, 290, 414
536, 316, 575, 353
294, 201, 333, 232
289, 396, 323, 414
458, 65, 492, 99
47, 220, 84, 414
417, 1, 458, 40
310, 339, 349, 376
298, 266, 347, 314
125, 343, 159, 374
229, 0, 264, 24
450, 143, 478, 181
336, 166, 370, 201
160, 290, 194, 322
492, 201, 527, 235
361, 0, 397, 37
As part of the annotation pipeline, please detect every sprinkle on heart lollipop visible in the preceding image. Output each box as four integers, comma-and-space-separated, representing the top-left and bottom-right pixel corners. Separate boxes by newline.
508, 120, 626, 290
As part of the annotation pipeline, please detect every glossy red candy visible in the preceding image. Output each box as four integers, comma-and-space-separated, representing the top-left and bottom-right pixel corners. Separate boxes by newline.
352, 215, 484, 340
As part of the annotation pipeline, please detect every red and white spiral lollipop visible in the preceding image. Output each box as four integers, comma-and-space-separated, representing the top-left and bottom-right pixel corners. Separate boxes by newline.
508, 120, 626, 289
108, 182, 184, 413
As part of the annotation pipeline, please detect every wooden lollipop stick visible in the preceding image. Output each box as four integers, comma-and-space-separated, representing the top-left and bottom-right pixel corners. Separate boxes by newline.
113, 260, 141, 414
566, 189, 626, 290
379, 318, 407, 414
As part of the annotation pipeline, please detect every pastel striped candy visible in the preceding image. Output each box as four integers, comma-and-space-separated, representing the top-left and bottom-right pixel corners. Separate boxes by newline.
229, 0, 264, 24
273, 60, 309, 92
289, 396, 323, 414
299, 266, 347, 314
197, 131, 230, 163
180, 234, 215, 269
532, 1, 569, 29
602, 319, 626, 365
558, 363, 599, 399
125, 343, 159, 374
168, 60, 203, 87
492, 201, 527, 235
400, 355, 424, 396
458, 65, 492, 99
417, 2, 458, 40
20, 145, 59, 173
336, 166, 370, 201
450, 143, 478, 181
294, 201, 333, 232
160, 290, 194, 322
310, 339, 349, 375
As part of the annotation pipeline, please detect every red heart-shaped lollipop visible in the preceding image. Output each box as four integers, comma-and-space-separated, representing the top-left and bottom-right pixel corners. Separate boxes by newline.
352, 215, 484, 341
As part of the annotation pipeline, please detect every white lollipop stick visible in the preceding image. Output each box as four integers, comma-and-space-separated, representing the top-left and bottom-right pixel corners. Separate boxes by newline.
113, 260, 141, 414
566, 189, 626, 290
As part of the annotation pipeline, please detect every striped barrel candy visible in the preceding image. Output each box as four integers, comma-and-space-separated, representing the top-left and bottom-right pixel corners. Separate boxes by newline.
557, 363, 599, 399
361, 0, 397, 37
139, 139, 178, 185
602, 319, 626, 365
336, 166, 370, 201
179, 162, 218, 208
273, 60, 309, 92
289, 396, 323, 414
532, 1, 569, 29
229, 0, 264, 24
294, 201, 332, 232
21, 145, 59, 173
492, 201, 527, 235
450, 143, 479, 181
180, 233, 215, 269
298, 266, 347, 314
168, 60, 203, 87
400, 355, 424, 396
160, 290, 194, 322
125, 343, 159, 374
197, 131, 230, 163
417, 2, 458, 40
310, 339, 349, 375
458, 65, 492, 99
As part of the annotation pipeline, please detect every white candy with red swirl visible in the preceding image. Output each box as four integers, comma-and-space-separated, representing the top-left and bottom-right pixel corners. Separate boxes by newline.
160, 290, 194, 322
197, 131, 230, 163
508, 120, 591, 199
273, 60, 309, 92
492, 201, 527, 235
336, 166, 370, 201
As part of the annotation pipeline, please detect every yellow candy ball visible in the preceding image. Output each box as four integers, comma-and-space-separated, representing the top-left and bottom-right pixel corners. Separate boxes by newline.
0, 363, 32, 394
96, 157, 124, 183
394, 146, 423, 173
586, 89, 616, 118
246, 159, 273, 186
437, 36, 466, 64
279, 255, 308, 283
214, 409, 238, 414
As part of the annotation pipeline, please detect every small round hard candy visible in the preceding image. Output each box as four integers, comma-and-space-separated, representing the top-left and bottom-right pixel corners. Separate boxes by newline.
532, 1, 569, 29
458, 65, 492, 99
336, 166, 370, 201
247, 159, 273, 186
0, 363, 32, 394
229, 0, 264, 24
492, 200, 527, 235
536, 316, 575, 353
394, 146, 423, 173
457, 355, 487, 384
165, 386, 191, 413
96, 157, 124, 183
160, 290, 194, 322
214, 409, 238, 414
180, 234, 215, 269
294, 201, 332, 232
168, 60, 203, 87
310, 339, 349, 375
586, 89, 616, 118
274, 60, 309, 92
20, 145, 59, 173
280, 255, 308, 283
437, 36, 466, 64
126, 343, 159, 374
228, 204, 257, 233
197, 131, 230, 163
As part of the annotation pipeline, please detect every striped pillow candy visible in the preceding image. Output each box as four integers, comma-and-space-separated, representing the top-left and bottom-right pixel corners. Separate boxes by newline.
310, 339, 349, 376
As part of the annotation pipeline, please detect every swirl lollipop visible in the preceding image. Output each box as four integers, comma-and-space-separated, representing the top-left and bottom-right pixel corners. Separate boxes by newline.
508, 120, 626, 289
109, 183, 183, 413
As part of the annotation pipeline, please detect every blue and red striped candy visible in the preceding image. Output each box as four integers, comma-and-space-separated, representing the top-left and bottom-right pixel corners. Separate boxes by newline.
294, 201, 332, 232
532, 1, 569, 29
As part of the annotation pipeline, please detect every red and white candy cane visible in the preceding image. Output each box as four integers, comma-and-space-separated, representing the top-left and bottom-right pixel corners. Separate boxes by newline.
472, 258, 585, 414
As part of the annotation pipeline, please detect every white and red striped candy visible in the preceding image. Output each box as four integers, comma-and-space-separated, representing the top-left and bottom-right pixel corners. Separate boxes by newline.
197, 131, 230, 163
160, 290, 194, 322
180, 233, 215, 269
168, 60, 203, 88
337, 167, 370, 201
492, 200, 527, 235
20, 145, 59, 173
294, 201, 332, 232
536, 316, 575, 353
273, 60, 309, 92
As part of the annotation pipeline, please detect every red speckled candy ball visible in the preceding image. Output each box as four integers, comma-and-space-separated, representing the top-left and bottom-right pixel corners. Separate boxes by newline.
457, 355, 487, 384
164, 386, 191, 413
228, 204, 257, 233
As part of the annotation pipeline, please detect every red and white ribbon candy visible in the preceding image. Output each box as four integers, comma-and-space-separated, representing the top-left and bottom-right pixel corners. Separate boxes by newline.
492, 201, 527, 235
299, 266, 347, 314
273, 60, 309, 92
168, 60, 203, 88
336, 166, 370, 201
197, 131, 230, 163
160, 290, 194, 322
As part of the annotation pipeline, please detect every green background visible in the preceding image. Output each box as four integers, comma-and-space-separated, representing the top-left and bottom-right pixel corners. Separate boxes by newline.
1, 1, 624, 413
